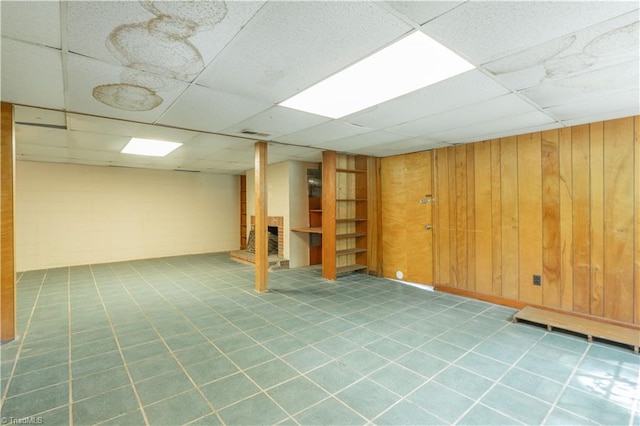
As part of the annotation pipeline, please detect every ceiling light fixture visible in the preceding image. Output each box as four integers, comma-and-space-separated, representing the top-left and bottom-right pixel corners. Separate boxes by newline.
121, 138, 182, 157
279, 31, 474, 119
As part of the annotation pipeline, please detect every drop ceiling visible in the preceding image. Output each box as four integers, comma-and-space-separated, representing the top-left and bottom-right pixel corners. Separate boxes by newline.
2, 1, 638, 174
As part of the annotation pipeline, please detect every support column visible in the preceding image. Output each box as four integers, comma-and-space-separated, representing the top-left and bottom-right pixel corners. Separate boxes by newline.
254, 141, 268, 292
1, 102, 16, 342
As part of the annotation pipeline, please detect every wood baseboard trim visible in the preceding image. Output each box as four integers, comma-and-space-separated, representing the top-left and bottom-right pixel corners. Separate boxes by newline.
435, 285, 640, 331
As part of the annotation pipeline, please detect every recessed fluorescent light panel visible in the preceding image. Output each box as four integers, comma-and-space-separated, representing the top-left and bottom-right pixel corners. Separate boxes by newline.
121, 138, 182, 157
280, 31, 474, 119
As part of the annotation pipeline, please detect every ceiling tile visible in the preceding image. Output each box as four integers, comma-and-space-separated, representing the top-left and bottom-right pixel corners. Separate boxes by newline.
66, 54, 188, 123
157, 85, 271, 133
426, 111, 558, 143
421, 1, 639, 64
462, 122, 564, 144
313, 130, 407, 151
133, 124, 198, 143
1, 39, 64, 109
388, 94, 540, 137
211, 149, 256, 163
292, 151, 323, 163
196, 1, 412, 103
69, 149, 119, 163
383, 1, 464, 26
15, 126, 68, 148
17, 157, 69, 165
67, 1, 265, 81
562, 108, 640, 128
67, 114, 141, 136
519, 59, 639, 109
352, 137, 446, 157
221, 106, 331, 139
189, 133, 254, 151
277, 121, 375, 146
68, 158, 112, 167
14, 106, 66, 127
267, 144, 322, 158
68, 131, 130, 152
1, 1, 60, 48
17, 144, 69, 159
345, 70, 510, 129
548, 88, 640, 121
483, 11, 639, 91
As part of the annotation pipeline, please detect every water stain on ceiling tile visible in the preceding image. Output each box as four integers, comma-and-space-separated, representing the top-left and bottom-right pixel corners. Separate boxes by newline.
92, 0, 228, 111
483, 15, 639, 91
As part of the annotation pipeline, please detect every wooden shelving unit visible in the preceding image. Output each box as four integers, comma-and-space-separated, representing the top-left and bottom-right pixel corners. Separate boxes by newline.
322, 151, 370, 280
240, 175, 247, 249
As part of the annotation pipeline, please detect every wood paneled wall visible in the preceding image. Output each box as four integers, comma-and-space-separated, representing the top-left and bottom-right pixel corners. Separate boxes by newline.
1, 102, 16, 341
434, 116, 639, 326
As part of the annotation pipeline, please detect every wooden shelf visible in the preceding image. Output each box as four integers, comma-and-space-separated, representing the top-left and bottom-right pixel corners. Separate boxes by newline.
336, 232, 366, 239
336, 168, 366, 174
310, 209, 322, 213
337, 247, 367, 256
322, 151, 371, 280
336, 264, 368, 274
291, 226, 322, 234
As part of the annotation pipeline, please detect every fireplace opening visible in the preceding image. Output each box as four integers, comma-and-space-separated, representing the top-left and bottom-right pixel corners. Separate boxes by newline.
268, 226, 278, 255
230, 216, 288, 269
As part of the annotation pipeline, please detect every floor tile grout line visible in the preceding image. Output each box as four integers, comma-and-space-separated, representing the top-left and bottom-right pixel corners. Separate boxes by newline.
539, 342, 591, 425
449, 328, 551, 425
131, 259, 378, 423
67, 267, 73, 426
11, 254, 637, 425
631, 367, 640, 426
155, 255, 517, 416
111, 261, 243, 425
88, 265, 151, 426
541, 341, 632, 425
0, 270, 48, 408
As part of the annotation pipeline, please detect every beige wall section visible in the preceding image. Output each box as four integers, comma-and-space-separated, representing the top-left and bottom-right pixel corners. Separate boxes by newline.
16, 161, 239, 271
431, 115, 639, 326
246, 160, 317, 268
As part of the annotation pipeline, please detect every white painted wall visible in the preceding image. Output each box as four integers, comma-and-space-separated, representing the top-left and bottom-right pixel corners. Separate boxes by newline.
16, 161, 239, 271
246, 160, 319, 268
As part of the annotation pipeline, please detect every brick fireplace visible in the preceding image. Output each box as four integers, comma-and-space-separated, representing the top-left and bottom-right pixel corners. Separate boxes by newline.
230, 216, 288, 269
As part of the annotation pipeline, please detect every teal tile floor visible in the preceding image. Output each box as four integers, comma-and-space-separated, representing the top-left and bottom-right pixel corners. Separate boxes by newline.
1, 253, 638, 425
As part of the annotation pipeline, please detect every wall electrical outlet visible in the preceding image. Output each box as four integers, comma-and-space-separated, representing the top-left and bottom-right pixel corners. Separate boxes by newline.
533, 275, 542, 286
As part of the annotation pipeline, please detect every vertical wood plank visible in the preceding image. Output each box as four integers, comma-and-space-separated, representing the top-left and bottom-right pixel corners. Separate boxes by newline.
448, 147, 458, 287
558, 127, 574, 311
490, 139, 502, 296
381, 155, 407, 279
603, 118, 634, 323
455, 145, 467, 288
366, 156, 381, 275
542, 130, 561, 307
590, 122, 604, 317
635, 116, 640, 325
435, 148, 450, 285
517, 133, 543, 304
572, 125, 591, 314
474, 141, 492, 294
406, 151, 433, 284
1, 102, 15, 342
466, 144, 476, 291
254, 142, 268, 292
501, 136, 519, 300
322, 150, 337, 280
